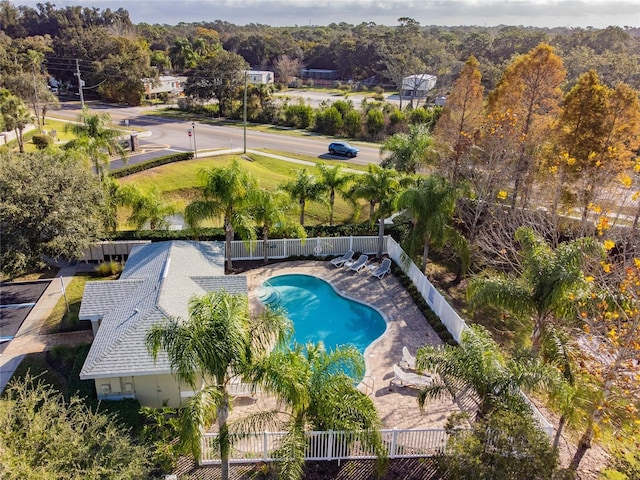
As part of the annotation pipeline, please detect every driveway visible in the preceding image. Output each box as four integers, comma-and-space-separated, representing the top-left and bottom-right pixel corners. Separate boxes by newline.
0, 280, 50, 354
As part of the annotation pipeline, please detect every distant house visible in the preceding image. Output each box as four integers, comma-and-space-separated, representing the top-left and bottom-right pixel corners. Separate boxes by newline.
401, 74, 437, 99
300, 68, 339, 87
143, 75, 187, 99
79, 241, 247, 408
246, 70, 274, 84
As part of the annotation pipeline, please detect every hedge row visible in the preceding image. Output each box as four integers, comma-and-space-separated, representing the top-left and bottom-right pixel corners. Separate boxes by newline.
109, 152, 194, 178
106, 222, 411, 243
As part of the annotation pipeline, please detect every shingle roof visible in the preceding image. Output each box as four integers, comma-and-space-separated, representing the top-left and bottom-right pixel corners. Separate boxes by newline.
80, 241, 248, 379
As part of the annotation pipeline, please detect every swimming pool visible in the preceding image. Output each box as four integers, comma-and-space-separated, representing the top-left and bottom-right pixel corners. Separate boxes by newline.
258, 274, 386, 353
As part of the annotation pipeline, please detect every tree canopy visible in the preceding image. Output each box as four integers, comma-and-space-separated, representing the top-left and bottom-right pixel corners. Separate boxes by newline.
0, 374, 152, 480
0, 150, 104, 277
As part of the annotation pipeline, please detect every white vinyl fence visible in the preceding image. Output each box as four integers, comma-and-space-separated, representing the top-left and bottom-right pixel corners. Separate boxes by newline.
230, 235, 380, 260
201, 428, 450, 465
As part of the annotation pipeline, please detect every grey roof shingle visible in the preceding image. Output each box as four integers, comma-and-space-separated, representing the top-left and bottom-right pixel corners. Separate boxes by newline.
80, 241, 248, 379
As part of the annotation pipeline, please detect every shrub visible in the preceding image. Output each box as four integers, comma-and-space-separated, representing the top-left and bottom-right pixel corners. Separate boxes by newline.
95, 261, 123, 276
314, 106, 343, 135
343, 110, 362, 138
283, 104, 314, 129
366, 109, 384, 140
31, 134, 54, 149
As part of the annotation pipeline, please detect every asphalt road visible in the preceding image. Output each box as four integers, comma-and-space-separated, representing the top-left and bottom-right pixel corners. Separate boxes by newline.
54, 100, 383, 167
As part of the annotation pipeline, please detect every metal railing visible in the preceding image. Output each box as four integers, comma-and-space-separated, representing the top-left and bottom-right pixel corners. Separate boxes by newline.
201, 428, 450, 465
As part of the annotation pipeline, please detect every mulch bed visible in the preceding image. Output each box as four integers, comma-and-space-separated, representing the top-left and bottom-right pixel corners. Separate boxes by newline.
173, 457, 447, 479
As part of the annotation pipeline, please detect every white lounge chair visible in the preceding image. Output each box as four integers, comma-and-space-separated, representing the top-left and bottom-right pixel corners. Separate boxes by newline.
330, 250, 354, 267
398, 346, 416, 370
371, 258, 392, 279
346, 254, 368, 272
390, 364, 431, 388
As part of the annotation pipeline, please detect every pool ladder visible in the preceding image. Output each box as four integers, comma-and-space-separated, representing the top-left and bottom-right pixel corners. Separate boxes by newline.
361, 375, 375, 396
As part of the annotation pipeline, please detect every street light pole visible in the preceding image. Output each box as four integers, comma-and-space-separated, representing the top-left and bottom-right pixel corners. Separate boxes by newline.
192, 121, 197, 158
243, 71, 248, 154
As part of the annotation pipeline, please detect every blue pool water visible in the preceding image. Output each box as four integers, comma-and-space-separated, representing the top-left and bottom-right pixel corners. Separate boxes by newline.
258, 274, 386, 353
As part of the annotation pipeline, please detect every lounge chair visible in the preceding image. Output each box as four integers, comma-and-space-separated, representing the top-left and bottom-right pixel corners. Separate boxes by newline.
398, 346, 416, 370
330, 250, 354, 267
390, 364, 431, 388
371, 258, 392, 279
346, 254, 368, 272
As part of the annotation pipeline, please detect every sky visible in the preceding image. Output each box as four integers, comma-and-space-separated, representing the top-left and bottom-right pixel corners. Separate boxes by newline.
15, 0, 640, 29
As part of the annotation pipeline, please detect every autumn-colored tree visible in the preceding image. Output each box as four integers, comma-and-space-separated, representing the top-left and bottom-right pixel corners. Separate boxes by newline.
569, 256, 640, 472
547, 71, 640, 226
487, 43, 565, 208
433, 55, 484, 184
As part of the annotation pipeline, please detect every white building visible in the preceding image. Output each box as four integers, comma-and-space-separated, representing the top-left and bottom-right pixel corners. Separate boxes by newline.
245, 70, 274, 85
401, 74, 437, 98
143, 75, 187, 98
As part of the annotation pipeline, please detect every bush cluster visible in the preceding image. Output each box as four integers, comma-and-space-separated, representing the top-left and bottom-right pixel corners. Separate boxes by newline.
31, 134, 54, 149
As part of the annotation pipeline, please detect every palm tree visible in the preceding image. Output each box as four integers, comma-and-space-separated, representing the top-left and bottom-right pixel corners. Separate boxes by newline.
238, 343, 386, 480
281, 168, 325, 226
349, 164, 407, 259
398, 174, 469, 275
250, 188, 305, 265
415, 324, 560, 419
539, 327, 583, 451
0, 91, 33, 153
467, 227, 602, 351
64, 108, 126, 177
118, 184, 178, 230
380, 124, 434, 174
146, 290, 291, 480
169, 38, 197, 71
317, 163, 354, 226
185, 159, 257, 272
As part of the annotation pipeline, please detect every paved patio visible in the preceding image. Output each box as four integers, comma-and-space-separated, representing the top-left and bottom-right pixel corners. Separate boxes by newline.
235, 260, 460, 430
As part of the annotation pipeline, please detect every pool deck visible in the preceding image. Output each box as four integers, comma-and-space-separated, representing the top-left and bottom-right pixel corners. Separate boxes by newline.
236, 260, 460, 430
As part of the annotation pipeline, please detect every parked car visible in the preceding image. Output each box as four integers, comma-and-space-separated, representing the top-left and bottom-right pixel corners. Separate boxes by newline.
328, 141, 359, 158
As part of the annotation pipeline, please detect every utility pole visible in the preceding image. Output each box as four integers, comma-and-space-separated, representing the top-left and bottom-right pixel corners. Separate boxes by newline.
31, 63, 41, 131
75, 59, 85, 109
192, 121, 197, 158
243, 71, 248, 154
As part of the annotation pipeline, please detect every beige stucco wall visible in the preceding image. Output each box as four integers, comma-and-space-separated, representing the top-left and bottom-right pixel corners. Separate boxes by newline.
94, 373, 184, 408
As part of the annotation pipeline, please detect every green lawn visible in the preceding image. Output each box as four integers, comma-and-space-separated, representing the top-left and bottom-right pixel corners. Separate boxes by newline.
41, 272, 114, 334
117, 153, 367, 229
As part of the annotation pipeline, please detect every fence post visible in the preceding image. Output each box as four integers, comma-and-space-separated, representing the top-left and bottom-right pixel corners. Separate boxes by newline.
327, 430, 334, 460
284, 238, 287, 258
390, 428, 398, 459
349, 236, 353, 251
263, 431, 269, 461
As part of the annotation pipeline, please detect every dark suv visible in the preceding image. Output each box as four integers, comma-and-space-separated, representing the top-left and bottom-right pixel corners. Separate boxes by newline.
328, 141, 359, 158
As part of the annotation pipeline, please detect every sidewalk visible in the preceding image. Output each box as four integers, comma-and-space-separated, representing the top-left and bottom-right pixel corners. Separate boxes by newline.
0, 264, 93, 393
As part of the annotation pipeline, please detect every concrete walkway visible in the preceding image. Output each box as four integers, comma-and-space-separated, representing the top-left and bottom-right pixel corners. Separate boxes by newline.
0, 264, 93, 393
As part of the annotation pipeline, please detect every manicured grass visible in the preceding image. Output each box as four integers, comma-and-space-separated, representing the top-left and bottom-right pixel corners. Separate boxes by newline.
42, 272, 115, 334
117, 153, 368, 228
